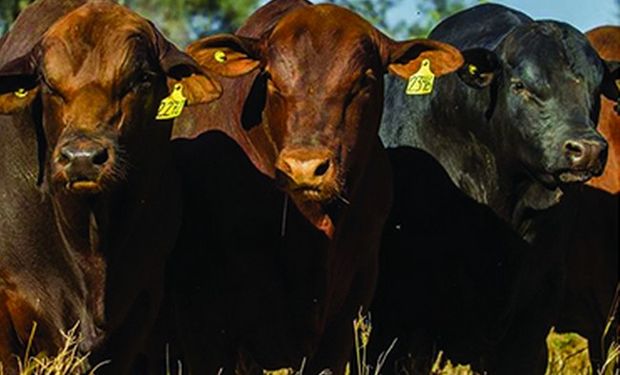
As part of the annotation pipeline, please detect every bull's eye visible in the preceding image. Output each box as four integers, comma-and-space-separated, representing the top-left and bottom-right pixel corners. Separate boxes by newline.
139, 73, 151, 83
128, 72, 155, 94
511, 80, 526, 93
42, 82, 65, 102
361, 69, 376, 88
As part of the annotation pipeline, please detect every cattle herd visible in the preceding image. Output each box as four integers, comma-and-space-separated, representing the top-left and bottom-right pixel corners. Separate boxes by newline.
0, 0, 617, 374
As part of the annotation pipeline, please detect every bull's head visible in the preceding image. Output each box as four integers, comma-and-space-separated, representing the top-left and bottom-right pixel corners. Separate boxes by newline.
187, 4, 462, 233
0, 1, 221, 195
456, 22, 620, 188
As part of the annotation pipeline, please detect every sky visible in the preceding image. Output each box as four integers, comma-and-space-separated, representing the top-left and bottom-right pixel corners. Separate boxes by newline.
388, 0, 618, 32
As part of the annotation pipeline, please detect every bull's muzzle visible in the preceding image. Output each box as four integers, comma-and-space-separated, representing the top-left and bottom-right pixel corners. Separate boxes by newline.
53, 136, 115, 193
275, 147, 338, 202
559, 136, 608, 182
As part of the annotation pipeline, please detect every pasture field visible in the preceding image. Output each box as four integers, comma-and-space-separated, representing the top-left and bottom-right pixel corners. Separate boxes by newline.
1, 310, 617, 375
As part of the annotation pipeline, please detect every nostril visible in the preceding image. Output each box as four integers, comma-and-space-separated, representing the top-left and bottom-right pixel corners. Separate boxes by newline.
92, 148, 109, 166
314, 159, 330, 177
564, 141, 585, 160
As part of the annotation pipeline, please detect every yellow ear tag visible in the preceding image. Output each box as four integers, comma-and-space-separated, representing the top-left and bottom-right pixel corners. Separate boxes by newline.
214, 50, 227, 64
156, 83, 186, 120
468, 64, 478, 75
14, 88, 28, 98
406, 59, 435, 96
615, 79, 620, 91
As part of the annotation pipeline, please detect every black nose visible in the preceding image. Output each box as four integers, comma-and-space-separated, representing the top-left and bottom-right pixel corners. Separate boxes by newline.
563, 138, 608, 171
60, 144, 109, 166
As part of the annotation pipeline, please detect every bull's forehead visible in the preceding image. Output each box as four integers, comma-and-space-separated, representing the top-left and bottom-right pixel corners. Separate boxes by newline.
266, 4, 380, 95
502, 22, 604, 88
41, 2, 154, 90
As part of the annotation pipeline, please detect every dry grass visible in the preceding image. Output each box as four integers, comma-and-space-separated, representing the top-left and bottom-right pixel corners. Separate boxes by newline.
2, 307, 617, 375
0, 323, 108, 375
430, 352, 476, 375
545, 328, 592, 375
598, 284, 620, 375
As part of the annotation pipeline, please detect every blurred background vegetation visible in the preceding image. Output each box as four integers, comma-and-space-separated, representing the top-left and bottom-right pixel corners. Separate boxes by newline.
3, 0, 619, 45
0, 0, 475, 45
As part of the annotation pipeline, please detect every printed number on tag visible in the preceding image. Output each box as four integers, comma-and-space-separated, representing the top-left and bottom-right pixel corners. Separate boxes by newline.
406, 59, 435, 96
156, 83, 187, 120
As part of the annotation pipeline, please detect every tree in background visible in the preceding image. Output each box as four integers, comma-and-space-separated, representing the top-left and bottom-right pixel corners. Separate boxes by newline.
0, 0, 258, 46
327, 0, 476, 38
120, 0, 259, 45
0, 0, 33, 35
0, 0, 475, 45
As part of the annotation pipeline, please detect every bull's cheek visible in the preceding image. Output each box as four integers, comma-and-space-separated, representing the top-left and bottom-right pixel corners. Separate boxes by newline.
265, 107, 288, 150
49, 164, 68, 186
42, 114, 65, 155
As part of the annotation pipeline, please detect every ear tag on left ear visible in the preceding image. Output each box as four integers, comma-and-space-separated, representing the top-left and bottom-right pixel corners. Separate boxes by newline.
406, 59, 435, 96
14, 88, 28, 98
156, 83, 186, 120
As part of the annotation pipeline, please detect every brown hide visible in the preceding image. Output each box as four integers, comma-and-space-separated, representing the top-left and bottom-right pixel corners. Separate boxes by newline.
176, 2, 462, 236
587, 26, 620, 193
0, 1, 221, 373
170, 0, 463, 373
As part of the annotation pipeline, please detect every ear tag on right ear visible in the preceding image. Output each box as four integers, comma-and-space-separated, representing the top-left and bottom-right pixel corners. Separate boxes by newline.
406, 59, 435, 96
14, 88, 28, 98
156, 83, 186, 120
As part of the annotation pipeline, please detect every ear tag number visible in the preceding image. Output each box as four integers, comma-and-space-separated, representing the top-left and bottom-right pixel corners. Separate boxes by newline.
156, 83, 186, 120
14, 88, 28, 98
406, 59, 435, 96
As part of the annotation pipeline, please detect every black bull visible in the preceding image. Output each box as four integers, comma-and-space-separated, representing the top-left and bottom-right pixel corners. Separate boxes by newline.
373, 3, 619, 375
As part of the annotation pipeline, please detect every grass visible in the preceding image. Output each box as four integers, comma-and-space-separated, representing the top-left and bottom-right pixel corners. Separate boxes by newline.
0, 323, 108, 375
545, 328, 592, 375
2, 305, 617, 375
430, 352, 475, 375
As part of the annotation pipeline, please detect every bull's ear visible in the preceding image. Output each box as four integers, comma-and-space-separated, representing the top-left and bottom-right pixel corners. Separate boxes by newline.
386, 38, 464, 79
601, 60, 620, 102
456, 48, 501, 89
154, 26, 222, 105
186, 34, 262, 78
0, 52, 39, 114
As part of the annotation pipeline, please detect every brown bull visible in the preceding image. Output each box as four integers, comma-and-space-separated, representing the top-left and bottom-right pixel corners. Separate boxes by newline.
587, 26, 620, 193
0, 1, 220, 373
169, 0, 463, 373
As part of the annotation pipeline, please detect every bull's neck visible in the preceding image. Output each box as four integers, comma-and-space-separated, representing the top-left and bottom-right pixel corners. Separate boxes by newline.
46, 119, 173, 327
381, 76, 556, 241
0, 110, 101, 350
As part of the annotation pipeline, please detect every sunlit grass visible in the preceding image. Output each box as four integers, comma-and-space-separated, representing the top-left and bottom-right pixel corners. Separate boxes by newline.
598, 284, 620, 375
545, 328, 592, 375
0, 322, 108, 375
3, 297, 618, 375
